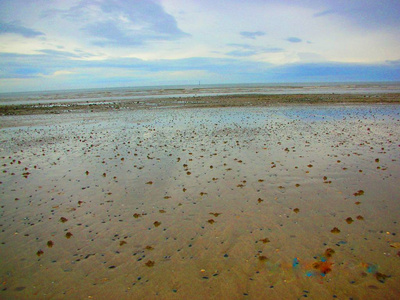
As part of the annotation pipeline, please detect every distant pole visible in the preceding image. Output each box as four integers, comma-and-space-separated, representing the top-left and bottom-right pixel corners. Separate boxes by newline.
199, 81, 200, 86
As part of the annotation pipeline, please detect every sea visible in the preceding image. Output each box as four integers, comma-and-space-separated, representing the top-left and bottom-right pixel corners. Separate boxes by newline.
0, 82, 399, 106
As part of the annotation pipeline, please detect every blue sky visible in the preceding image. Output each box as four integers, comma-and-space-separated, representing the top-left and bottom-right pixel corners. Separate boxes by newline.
0, 0, 399, 92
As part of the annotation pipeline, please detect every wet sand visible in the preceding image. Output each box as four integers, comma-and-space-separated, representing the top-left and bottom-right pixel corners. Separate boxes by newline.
1, 93, 400, 117
1, 96, 400, 299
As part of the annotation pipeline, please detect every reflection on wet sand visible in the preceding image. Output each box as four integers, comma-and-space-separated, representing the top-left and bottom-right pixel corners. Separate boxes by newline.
1, 104, 399, 299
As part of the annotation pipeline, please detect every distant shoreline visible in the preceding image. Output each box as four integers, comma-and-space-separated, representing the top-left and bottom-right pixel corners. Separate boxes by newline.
1, 93, 400, 116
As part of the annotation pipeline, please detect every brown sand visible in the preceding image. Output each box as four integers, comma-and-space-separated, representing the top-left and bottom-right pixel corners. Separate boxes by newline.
0, 96, 400, 299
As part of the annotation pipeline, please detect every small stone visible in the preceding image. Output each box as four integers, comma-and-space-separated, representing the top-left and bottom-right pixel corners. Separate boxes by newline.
353, 190, 364, 196
258, 255, 268, 262
145, 260, 155, 267
345, 217, 354, 224
331, 227, 340, 234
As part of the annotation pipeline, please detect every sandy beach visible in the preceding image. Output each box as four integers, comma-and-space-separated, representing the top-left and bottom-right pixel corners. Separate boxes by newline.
1, 94, 400, 299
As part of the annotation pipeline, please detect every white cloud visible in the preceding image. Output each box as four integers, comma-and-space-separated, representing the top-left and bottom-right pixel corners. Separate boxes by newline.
51, 70, 75, 76
0, 0, 400, 91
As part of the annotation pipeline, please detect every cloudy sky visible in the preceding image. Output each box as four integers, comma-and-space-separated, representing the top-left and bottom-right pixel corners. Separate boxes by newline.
1, 0, 399, 92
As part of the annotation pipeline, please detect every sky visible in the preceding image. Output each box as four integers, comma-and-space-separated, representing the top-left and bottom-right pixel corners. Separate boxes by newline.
0, 0, 400, 92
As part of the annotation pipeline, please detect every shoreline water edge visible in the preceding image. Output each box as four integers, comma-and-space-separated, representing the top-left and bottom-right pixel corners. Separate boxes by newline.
1, 93, 400, 116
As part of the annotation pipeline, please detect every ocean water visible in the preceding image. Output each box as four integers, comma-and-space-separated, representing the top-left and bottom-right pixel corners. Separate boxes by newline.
1, 82, 400, 106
